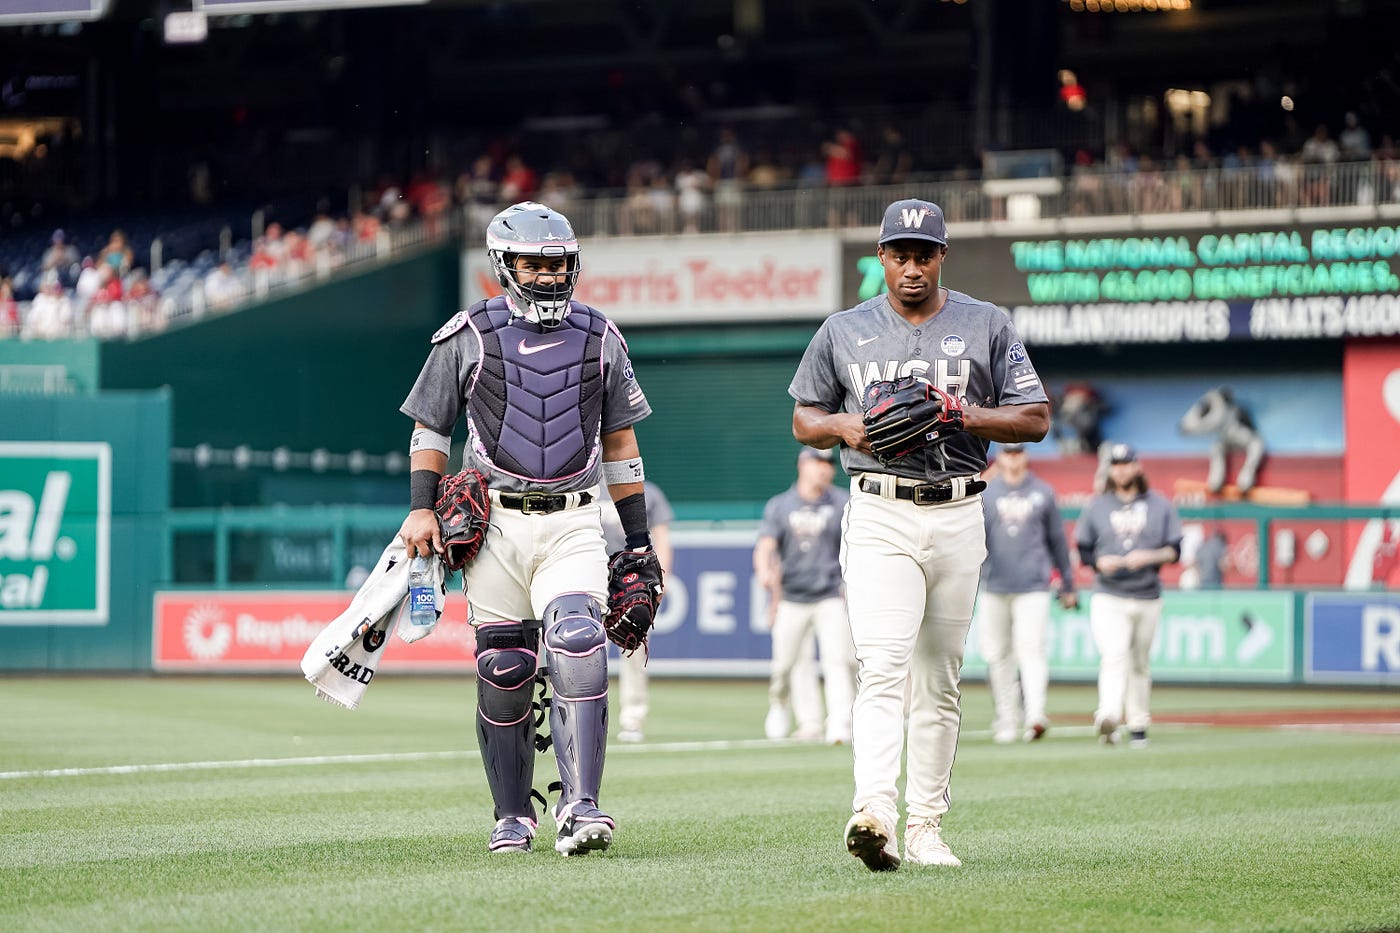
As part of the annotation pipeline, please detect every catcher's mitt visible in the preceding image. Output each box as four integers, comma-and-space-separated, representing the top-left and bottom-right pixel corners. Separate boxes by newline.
604, 548, 664, 654
861, 376, 964, 465
434, 469, 491, 571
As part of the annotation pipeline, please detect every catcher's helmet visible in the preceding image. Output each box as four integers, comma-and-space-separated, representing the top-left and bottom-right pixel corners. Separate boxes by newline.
486, 201, 581, 328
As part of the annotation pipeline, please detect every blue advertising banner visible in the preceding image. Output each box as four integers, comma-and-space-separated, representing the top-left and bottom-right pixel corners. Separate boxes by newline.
1305, 593, 1400, 685
628, 530, 771, 675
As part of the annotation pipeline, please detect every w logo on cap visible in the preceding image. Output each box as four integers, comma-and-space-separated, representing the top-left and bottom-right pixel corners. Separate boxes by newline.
900, 208, 930, 228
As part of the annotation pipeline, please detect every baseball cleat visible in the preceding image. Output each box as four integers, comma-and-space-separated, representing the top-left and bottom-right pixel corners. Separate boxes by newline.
488, 816, 536, 854
1129, 729, 1150, 749
993, 727, 1018, 745
764, 704, 790, 740
553, 799, 614, 856
1024, 720, 1049, 742
617, 728, 645, 743
844, 810, 900, 872
1097, 716, 1121, 746
904, 818, 962, 867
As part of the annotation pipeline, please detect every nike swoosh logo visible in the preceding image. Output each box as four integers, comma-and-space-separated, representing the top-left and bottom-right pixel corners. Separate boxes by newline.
857, 336, 879, 347
491, 662, 523, 676
519, 338, 566, 355
561, 624, 592, 639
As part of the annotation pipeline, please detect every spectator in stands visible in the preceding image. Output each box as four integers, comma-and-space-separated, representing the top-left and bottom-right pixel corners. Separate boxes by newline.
708, 126, 749, 233
125, 271, 160, 333
461, 154, 500, 228
499, 154, 539, 203
87, 287, 128, 340
73, 256, 102, 313
822, 128, 863, 187
1069, 149, 1104, 216
0, 278, 18, 338
538, 170, 580, 218
204, 261, 244, 310
872, 125, 914, 185
674, 158, 709, 233
1301, 123, 1340, 206
42, 229, 78, 278
23, 279, 73, 341
746, 149, 787, 190
98, 230, 134, 277
307, 211, 337, 252
1340, 111, 1372, 161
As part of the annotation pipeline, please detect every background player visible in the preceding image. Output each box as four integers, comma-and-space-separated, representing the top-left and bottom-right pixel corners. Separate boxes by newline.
753, 445, 856, 746
600, 480, 674, 743
978, 442, 1078, 744
1074, 443, 1182, 749
789, 198, 1050, 871
397, 201, 659, 855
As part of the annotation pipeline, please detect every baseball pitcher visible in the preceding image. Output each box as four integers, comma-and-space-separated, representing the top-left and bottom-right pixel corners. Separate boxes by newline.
790, 199, 1050, 871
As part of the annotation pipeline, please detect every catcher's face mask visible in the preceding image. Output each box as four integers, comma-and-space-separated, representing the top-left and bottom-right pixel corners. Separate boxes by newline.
486, 201, 581, 328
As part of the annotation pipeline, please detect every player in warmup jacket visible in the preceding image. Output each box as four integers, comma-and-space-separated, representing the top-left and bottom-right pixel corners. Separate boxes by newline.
397, 202, 658, 856
599, 481, 674, 743
753, 445, 857, 745
1073, 443, 1182, 749
789, 199, 1050, 871
978, 442, 1078, 744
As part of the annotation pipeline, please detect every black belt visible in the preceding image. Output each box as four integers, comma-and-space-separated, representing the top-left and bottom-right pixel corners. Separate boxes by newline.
858, 476, 986, 505
495, 490, 593, 514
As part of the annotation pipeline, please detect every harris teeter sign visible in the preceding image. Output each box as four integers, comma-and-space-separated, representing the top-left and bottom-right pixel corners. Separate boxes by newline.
0, 442, 110, 624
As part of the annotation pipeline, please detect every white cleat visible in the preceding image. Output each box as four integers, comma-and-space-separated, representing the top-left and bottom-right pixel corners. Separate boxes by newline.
617, 729, 645, 743
993, 727, 1018, 745
844, 809, 900, 872
904, 818, 962, 867
764, 704, 791, 740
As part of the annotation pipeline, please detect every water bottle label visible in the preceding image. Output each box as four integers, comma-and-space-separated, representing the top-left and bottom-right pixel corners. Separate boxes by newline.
410, 588, 436, 622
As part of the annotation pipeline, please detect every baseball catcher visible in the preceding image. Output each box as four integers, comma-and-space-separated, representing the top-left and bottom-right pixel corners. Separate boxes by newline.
604, 548, 664, 654
434, 468, 491, 571
861, 375, 964, 465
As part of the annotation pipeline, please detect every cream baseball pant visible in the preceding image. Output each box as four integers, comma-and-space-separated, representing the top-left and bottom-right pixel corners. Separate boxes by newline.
770, 596, 857, 742
1089, 591, 1163, 732
842, 481, 986, 828
977, 590, 1052, 734
462, 499, 608, 624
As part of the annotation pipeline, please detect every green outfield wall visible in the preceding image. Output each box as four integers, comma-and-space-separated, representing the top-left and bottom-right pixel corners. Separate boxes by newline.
0, 390, 171, 670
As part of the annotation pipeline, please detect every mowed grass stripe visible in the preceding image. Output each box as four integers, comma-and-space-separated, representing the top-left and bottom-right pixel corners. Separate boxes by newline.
0, 678, 1396, 933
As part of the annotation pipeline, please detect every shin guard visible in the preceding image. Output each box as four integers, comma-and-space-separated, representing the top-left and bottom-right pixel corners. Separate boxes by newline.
542, 593, 609, 805
475, 620, 541, 820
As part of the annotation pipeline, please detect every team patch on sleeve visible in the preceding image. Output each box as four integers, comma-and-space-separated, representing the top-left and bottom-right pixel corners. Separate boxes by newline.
431, 310, 469, 343
1006, 341, 1028, 364
1013, 367, 1041, 391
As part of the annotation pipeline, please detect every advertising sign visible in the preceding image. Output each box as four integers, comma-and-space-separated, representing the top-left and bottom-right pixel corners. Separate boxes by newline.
1305, 593, 1400, 684
841, 222, 1400, 344
1341, 342, 1400, 588
964, 590, 1294, 682
153, 590, 477, 671
0, 442, 110, 625
466, 232, 842, 325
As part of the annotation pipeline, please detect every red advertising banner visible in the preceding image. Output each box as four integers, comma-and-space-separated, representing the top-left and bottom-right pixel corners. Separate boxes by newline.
1342, 340, 1400, 588
153, 591, 477, 672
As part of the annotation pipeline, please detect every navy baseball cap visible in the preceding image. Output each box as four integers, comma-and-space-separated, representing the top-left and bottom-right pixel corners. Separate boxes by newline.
799, 446, 835, 463
878, 199, 947, 246
1000, 443, 1027, 454
1108, 443, 1138, 464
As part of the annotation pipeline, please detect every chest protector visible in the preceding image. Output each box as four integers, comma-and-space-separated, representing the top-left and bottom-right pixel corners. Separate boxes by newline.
467, 298, 608, 482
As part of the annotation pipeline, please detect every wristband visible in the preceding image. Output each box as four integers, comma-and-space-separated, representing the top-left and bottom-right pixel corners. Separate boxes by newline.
411, 469, 441, 511
615, 492, 651, 550
602, 457, 644, 485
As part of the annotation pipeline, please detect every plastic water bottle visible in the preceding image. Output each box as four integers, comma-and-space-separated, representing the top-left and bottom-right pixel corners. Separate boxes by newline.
408, 556, 436, 627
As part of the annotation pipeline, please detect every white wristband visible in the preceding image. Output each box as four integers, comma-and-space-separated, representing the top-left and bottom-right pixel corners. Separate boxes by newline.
602, 458, 644, 485
410, 427, 452, 457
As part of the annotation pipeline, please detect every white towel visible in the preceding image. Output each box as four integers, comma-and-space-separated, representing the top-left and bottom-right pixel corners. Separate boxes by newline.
300, 537, 446, 709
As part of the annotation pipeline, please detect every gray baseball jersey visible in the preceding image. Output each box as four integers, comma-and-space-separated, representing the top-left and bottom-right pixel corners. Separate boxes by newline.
1074, 490, 1183, 599
980, 473, 1075, 595
788, 292, 1048, 481
400, 305, 650, 494
757, 486, 849, 603
601, 481, 674, 553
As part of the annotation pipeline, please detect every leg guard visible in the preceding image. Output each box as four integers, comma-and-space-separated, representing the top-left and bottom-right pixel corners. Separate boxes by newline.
475, 620, 541, 821
542, 593, 609, 805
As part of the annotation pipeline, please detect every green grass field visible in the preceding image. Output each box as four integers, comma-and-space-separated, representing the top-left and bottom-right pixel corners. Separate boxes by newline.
2, 676, 1397, 933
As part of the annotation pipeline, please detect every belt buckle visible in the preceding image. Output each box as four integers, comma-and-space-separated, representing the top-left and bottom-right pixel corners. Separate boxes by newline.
519, 492, 555, 514
912, 483, 946, 506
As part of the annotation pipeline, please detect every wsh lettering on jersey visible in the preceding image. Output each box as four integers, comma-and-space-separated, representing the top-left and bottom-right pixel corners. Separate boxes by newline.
848, 358, 970, 399
995, 492, 1042, 538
